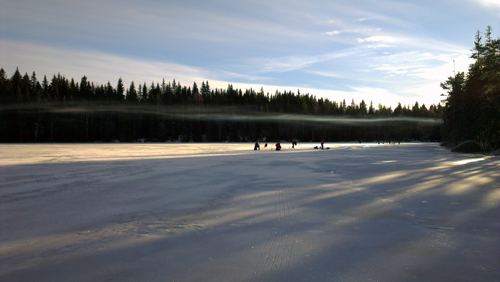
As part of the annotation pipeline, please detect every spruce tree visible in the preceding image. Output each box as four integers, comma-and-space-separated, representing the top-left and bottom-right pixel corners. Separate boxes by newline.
116, 78, 125, 101
126, 81, 138, 102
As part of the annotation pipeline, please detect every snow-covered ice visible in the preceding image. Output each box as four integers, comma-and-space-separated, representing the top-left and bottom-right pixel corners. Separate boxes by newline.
1, 143, 499, 281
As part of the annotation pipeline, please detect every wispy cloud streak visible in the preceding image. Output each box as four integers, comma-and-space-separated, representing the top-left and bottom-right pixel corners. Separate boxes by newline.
248, 48, 362, 73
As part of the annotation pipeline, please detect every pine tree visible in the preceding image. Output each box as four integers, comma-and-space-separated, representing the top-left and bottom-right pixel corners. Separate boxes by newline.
141, 83, 148, 102
105, 81, 114, 101
201, 81, 211, 103
366, 101, 372, 115
80, 75, 92, 100
394, 102, 402, 116
10, 68, 23, 102
412, 102, 420, 117
0, 68, 10, 103
49, 75, 59, 101
42, 75, 49, 101
126, 81, 138, 102
192, 81, 202, 105
21, 73, 31, 102
359, 100, 367, 116
116, 78, 125, 101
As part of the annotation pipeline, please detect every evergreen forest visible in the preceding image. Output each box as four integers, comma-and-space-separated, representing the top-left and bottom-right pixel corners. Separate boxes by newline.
440, 26, 500, 150
0, 71, 441, 144
0, 27, 498, 149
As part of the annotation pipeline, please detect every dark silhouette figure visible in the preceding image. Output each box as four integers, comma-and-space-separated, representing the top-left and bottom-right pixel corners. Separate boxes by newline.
275, 142, 281, 151
254, 141, 260, 150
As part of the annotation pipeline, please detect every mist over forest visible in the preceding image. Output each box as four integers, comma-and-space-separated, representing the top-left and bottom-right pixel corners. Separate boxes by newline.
0, 69, 442, 144
0, 27, 498, 149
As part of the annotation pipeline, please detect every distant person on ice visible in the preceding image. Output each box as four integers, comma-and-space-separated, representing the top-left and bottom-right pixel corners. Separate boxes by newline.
292, 139, 297, 148
275, 142, 281, 151
254, 141, 260, 150
321, 140, 324, 150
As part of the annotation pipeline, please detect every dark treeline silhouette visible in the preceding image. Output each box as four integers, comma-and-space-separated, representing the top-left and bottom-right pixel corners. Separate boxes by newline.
440, 26, 500, 150
1, 67, 443, 143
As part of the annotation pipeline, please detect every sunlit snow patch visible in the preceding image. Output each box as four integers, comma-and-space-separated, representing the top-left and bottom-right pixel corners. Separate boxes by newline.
453, 158, 485, 165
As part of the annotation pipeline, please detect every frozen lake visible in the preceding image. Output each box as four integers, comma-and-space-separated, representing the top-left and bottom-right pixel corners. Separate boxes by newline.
1, 143, 499, 281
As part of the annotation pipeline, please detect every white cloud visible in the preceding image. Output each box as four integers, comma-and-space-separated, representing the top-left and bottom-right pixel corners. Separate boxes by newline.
467, 0, 500, 16
353, 31, 468, 54
217, 71, 273, 82
350, 87, 402, 105
366, 44, 396, 49
363, 51, 475, 106
0, 40, 208, 87
356, 36, 403, 47
363, 36, 399, 43
375, 65, 423, 75
410, 54, 474, 80
470, 0, 500, 8
323, 28, 381, 36
1, 39, 418, 107
249, 48, 362, 73
324, 30, 344, 36
368, 51, 473, 80
0, 40, 390, 106
306, 71, 343, 78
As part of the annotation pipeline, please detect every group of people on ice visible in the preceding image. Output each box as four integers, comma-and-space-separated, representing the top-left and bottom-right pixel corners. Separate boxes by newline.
254, 139, 311, 151
254, 139, 402, 151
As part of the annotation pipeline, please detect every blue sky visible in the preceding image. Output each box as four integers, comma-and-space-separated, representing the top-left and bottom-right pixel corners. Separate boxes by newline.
1, 0, 499, 107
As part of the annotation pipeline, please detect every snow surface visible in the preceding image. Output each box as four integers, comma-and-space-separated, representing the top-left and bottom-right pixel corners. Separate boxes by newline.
1, 142, 499, 282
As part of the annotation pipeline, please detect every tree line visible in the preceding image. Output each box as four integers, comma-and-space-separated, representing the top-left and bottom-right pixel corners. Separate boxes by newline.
0, 67, 442, 143
0, 67, 440, 117
440, 26, 500, 150
5, 26, 497, 147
